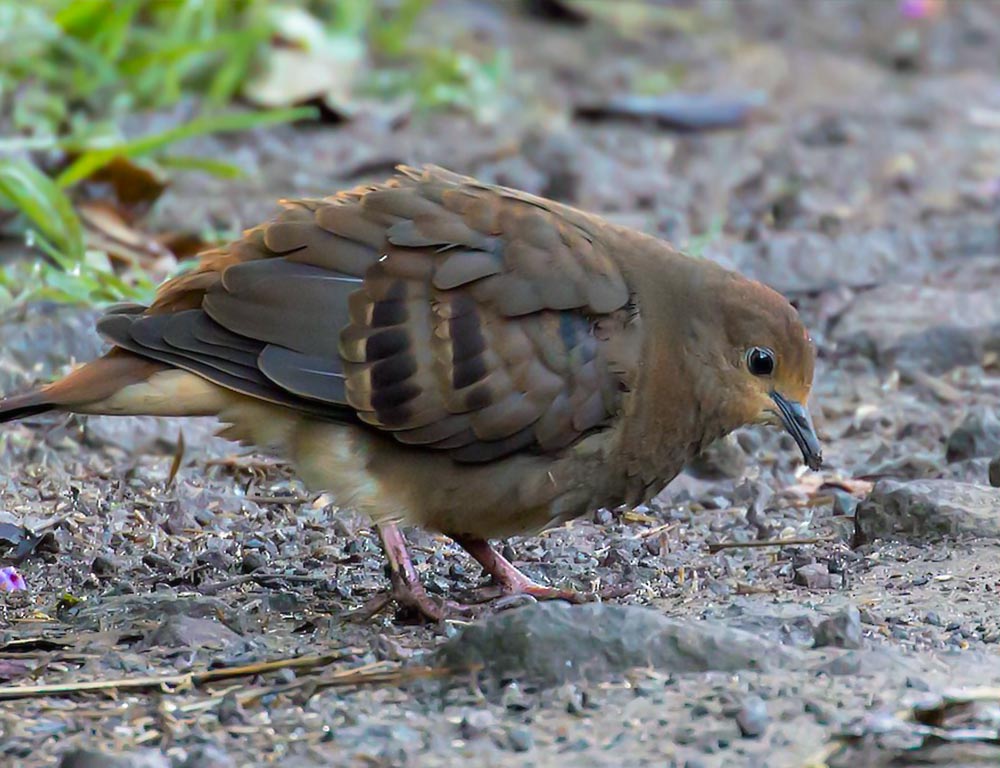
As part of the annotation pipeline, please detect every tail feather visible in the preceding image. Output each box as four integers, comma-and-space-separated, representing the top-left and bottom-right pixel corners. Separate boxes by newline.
1, 351, 180, 424
0, 391, 54, 423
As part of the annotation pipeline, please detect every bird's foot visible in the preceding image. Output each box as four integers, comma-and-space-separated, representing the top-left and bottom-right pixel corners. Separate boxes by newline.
390, 583, 473, 623
371, 523, 474, 623
454, 535, 591, 607
467, 579, 589, 606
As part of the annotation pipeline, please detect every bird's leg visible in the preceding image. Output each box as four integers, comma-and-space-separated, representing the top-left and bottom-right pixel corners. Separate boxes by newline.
375, 523, 470, 622
453, 536, 586, 604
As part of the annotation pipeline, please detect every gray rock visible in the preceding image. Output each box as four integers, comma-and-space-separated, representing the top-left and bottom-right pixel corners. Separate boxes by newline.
814, 605, 863, 649
435, 602, 800, 687
833, 257, 1000, 372
143, 615, 245, 652
854, 479, 1000, 545
794, 563, 833, 590
813, 648, 923, 678
59, 748, 169, 768
686, 434, 748, 480
946, 409, 1000, 462
731, 228, 931, 295
506, 727, 535, 752
991, 456, 1000, 488
735, 696, 769, 738
459, 709, 495, 740
894, 326, 982, 375
68, 593, 250, 635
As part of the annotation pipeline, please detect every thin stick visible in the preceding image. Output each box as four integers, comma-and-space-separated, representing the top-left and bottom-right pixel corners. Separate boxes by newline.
0, 652, 346, 701
707, 536, 832, 554
636, 522, 679, 540
245, 494, 314, 505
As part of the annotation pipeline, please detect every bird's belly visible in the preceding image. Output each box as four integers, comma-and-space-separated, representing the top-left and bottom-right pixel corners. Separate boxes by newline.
283, 419, 628, 539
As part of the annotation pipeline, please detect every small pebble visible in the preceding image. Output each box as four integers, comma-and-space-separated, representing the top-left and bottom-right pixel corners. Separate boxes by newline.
241, 551, 268, 574
795, 563, 833, 589
459, 709, 494, 740
91, 555, 115, 577
814, 604, 862, 649
507, 727, 534, 752
736, 696, 769, 738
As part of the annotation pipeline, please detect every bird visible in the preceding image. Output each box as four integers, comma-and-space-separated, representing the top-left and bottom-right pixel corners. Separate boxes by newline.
0, 165, 821, 621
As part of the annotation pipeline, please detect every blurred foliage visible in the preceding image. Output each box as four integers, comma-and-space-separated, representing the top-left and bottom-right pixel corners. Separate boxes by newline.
0, 0, 504, 308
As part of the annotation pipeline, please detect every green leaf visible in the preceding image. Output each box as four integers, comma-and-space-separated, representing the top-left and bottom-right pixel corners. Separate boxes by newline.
0, 158, 85, 263
157, 155, 245, 178
57, 106, 317, 187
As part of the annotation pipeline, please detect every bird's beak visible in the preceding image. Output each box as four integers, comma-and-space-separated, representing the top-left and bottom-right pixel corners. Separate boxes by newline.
769, 391, 822, 470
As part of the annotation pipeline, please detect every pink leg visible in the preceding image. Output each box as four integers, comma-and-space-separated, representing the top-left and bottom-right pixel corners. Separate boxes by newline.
453, 536, 587, 603
375, 524, 471, 622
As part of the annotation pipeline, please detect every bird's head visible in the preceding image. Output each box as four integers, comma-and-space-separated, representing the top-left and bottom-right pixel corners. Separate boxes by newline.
689, 271, 822, 470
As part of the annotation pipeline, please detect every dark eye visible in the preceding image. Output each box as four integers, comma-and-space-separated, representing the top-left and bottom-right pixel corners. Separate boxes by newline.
746, 347, 775, 376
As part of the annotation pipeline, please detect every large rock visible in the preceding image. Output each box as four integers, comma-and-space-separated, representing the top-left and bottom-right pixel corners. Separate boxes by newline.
945, 408, 1000, 463
435, 602, 800, 687
67, 593, 250, 635
833, 258, 1000, 372
143, 615, 246, 653
854, 479, 1000, 545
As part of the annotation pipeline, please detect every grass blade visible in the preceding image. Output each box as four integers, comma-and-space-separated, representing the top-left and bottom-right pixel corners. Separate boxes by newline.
0, 158, 85, 263
57, 106, 317, 187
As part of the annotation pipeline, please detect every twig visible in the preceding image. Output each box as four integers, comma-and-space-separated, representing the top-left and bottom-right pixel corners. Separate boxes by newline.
0, 652, 348, 701
245, 494, 314, 505
636, 522, 679, 540
707, 536, 832, 554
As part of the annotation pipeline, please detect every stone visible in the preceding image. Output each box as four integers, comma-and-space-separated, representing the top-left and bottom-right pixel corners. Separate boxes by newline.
832, 257, 1000, 373
735, 696, 769, 738
854, 479, 1000, 545
68, 593, 250, 635
686, 434, 748, 480
814, 605, 863, 649
143, 615, 246, 653
794, 563, 833, 590
459, 709, 495, 740
506, 727, 535, 752
435, 602, 800, 687
946, 409, 1000, 462
893, 326, 981, 375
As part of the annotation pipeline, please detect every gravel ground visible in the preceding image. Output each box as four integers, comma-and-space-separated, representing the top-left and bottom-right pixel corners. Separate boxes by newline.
3, 2, 1000, 766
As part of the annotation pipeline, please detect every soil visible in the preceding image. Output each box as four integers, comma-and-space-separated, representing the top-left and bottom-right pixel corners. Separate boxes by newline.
3, 2, 1000, 766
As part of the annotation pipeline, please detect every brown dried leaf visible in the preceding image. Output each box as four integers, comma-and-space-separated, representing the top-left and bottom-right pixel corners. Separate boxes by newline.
76, 156, 168, 220
78, 201, 174, 271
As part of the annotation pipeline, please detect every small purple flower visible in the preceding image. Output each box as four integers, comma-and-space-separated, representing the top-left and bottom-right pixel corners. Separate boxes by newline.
899, 0, 943, 21
0, 566, 26, 592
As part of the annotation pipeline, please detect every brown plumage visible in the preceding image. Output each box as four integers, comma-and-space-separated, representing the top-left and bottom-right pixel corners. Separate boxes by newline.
0, 165, 821, 620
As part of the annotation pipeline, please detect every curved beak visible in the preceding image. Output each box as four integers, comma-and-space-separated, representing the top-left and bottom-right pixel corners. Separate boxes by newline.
770, 391, 822, 470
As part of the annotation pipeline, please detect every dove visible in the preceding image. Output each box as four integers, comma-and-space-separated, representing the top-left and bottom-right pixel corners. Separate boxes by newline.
0, 165, 821, 620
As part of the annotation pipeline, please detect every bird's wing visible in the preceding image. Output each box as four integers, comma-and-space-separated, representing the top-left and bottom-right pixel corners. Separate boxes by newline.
98, 165, 634, 462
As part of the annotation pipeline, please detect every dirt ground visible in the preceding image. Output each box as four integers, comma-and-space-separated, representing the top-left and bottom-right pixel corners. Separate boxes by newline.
3, 1, 1000, 766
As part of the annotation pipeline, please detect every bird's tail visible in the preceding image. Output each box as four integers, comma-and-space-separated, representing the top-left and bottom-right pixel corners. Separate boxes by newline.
0, 390, 54, 423
0, 351, 226, 423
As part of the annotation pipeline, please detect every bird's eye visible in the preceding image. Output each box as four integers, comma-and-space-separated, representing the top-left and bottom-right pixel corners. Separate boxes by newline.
746, 347, 775, 376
